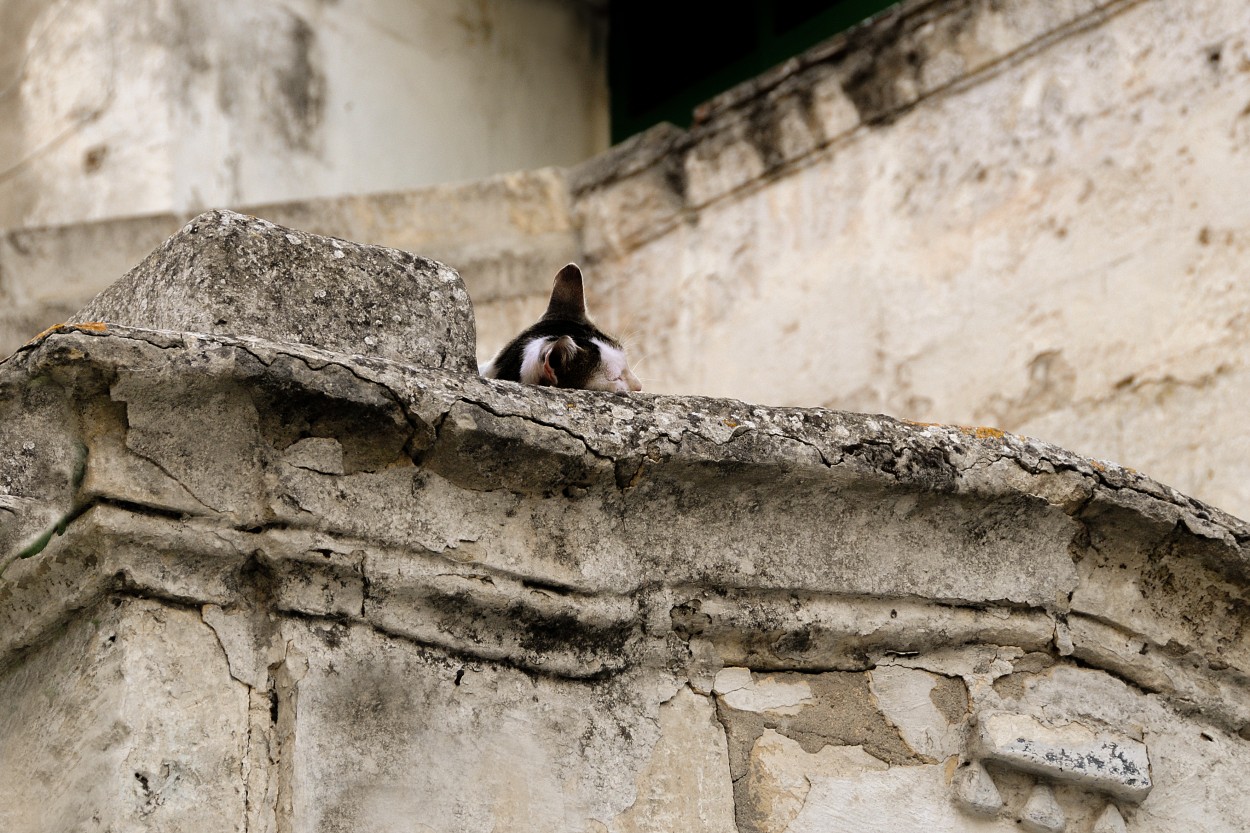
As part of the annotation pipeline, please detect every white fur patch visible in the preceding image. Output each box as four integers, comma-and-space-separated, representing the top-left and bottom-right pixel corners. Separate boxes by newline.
592, 339, 628, 378
590, 338, 642, 392
519, 338, 551, 385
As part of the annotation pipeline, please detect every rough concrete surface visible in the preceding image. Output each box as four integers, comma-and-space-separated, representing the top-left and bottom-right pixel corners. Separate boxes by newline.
1, 315, 1247, 831
70, 209, 476, 371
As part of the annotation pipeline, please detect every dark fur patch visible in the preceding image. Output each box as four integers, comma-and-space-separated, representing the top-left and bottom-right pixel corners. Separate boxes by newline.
488, 319, 621, 389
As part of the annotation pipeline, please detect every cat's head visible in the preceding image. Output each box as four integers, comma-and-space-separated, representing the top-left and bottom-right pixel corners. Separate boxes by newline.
528, 264, 642, 393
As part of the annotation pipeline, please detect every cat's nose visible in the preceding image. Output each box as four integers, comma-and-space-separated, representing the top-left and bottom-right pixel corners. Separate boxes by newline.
624, 370, 642, 392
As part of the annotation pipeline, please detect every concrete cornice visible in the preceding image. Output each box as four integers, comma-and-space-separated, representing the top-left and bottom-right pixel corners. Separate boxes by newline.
3, 322, 1246, 731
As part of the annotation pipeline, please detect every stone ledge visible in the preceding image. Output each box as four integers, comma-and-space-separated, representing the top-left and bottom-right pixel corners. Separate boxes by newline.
1, 324, 1248, 732
5, 324, 1247, 568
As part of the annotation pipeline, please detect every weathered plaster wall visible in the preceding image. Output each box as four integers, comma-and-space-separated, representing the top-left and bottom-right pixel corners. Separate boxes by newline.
2, 214, 1249, 831
572, 0, 1250, 521
0, 0, 607, 229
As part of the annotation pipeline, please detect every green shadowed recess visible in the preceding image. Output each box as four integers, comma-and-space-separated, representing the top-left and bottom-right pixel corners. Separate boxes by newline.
609, 0, 901, 143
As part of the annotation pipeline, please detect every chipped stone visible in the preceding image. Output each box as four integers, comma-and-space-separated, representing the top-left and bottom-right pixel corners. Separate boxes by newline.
1019, 783, 1066, 833
607, 687, 737, 833
868, 666, 965, 760
718, 671, 814, 715
739, 730, 887, 833
1092, 803, 1128, 833
953, 760, 1004, 817
70, 209, 475, 371
712, 665, 753, 695
976, 712, 1152, 802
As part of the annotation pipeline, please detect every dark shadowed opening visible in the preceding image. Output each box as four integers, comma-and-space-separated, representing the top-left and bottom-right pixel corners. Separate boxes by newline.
608, 0, 902, 143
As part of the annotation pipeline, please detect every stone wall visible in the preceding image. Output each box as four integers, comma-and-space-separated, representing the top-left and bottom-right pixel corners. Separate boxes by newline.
1, 214, 1248, 831
3, 0, 1248, 523
0, 0, 607, 230
574, 0, 1250, 520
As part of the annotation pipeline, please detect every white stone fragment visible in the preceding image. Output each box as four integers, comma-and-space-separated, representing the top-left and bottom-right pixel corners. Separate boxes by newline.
953, 761, 1004, 817
606, 687, 738, 833
976, 712, 1152, 801
747, 731, 887, 833
717, 672, 813, 715
712, 666, 752, 695
869, 666, 964, 760
1019, 783, 1066, 833
1092, 803, 1128, 833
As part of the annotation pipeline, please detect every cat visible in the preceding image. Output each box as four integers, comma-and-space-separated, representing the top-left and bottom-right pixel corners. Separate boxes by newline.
479, 263, 642, 393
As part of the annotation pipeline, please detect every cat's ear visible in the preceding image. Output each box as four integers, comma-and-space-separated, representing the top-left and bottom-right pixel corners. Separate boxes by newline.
542, 263, 589, 322
538, 336, 579, 386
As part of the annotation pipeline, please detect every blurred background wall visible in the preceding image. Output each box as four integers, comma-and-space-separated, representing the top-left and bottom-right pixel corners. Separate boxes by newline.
3, 0, 1250, 521
0, 0, 609, 229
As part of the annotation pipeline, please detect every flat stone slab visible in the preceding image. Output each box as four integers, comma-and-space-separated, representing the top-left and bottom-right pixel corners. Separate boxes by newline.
975, 711, 1152, 802
70, 209, 475, 371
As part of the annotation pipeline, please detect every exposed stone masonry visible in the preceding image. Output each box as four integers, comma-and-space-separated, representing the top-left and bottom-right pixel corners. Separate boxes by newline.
2, 213, 1249, 830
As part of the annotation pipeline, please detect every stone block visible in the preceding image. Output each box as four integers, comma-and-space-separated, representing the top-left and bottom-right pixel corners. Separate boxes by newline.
953, 761, 1004, 817
1092, 804, 1128, 833
868, 666, 967, 761
605, 687, 738, 833
0, 597, 248, 833
71, 209, 475, 371
737, 731, 887, 833
714, 667, 814, 714
975, 711, 1152, 802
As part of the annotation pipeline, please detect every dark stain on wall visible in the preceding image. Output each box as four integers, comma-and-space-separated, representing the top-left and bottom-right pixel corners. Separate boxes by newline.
272, 15, 327, 152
